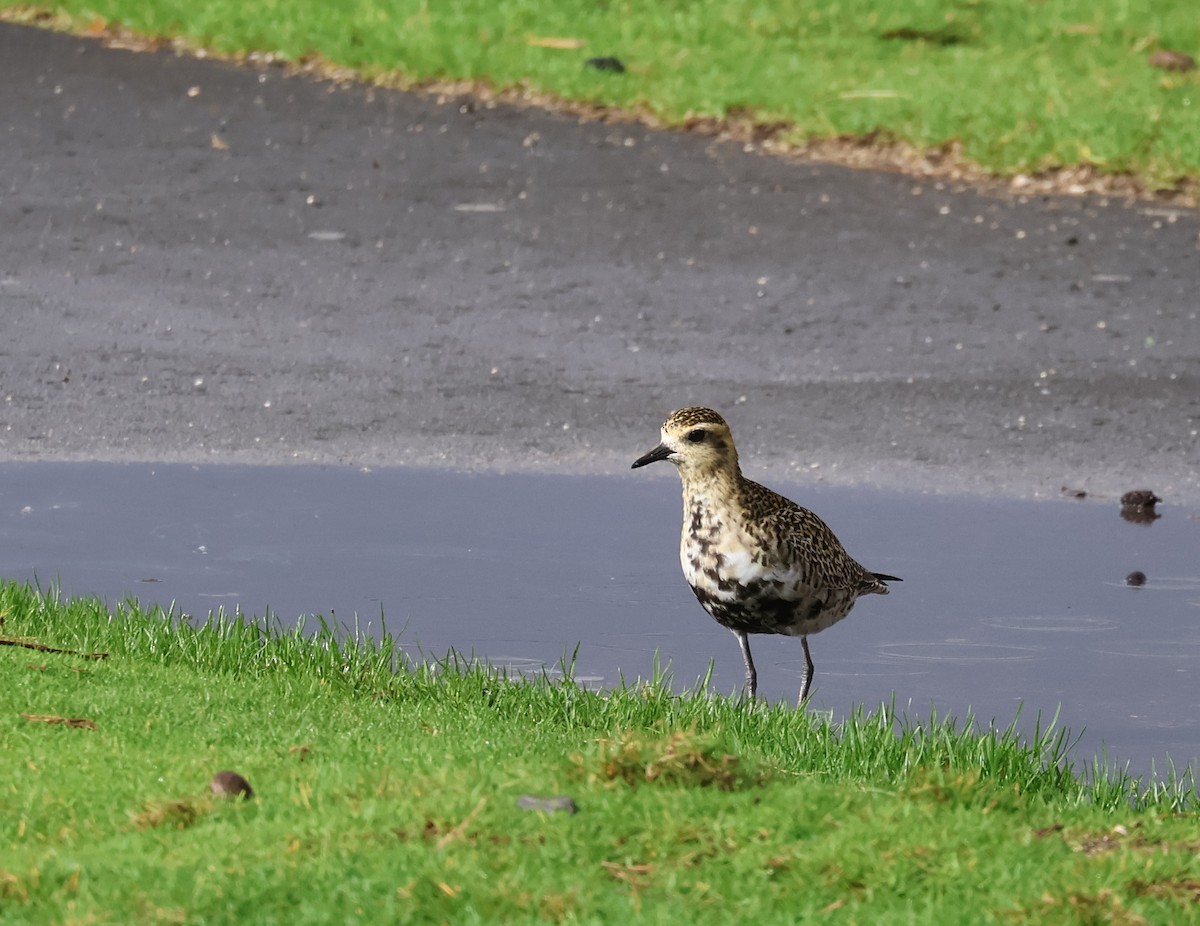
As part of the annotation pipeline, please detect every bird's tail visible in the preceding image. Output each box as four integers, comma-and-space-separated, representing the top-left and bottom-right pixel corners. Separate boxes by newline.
868, 572, 901, 595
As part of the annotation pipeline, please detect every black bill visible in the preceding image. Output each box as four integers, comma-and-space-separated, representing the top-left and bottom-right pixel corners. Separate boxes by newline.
631, 443, 674, 469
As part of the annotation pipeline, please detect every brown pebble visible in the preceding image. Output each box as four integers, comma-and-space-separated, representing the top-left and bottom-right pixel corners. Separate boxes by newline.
1121, 507, 1161, 525
1121, 490, 1161, 509
1148, 49, 1197, 72
211, 770, 254, 800
1125, 571, 1147, 587
516, 794, 578, 814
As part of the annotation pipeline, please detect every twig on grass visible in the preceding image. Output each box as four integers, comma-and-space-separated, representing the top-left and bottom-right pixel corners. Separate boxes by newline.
434, 796, 488, 850
0, 636, 108, 659
21, 713, 98, 730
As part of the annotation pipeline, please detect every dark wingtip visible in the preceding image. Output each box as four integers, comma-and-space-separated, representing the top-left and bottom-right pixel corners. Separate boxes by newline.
872, 573, 902, 583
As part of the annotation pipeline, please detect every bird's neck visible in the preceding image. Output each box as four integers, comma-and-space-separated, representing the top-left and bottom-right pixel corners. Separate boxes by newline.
679, 465, 745, 512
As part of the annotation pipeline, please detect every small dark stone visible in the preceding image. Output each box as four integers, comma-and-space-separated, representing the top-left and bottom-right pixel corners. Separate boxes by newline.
1148, 49, 1197, 72
1121, 490, 1161, 509
211, 770, 254, 800
584, 56, 626, 74
1120, 490, 1162, 523
1120, 507, 1161, 525
1061, 486, 1088, 499
1125, 571, 1147, 588
517, 794, 578, 814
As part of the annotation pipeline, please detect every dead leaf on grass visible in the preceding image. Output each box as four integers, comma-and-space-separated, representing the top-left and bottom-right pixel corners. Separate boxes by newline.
1131, 878, 1200, 905
132, 800, 202, 830
526, 36, 585, 50
601, 860, 655, 885
21, 713, 97, 730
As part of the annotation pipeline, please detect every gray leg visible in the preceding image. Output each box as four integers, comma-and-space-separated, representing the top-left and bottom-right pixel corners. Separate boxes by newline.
797, 636, 815, 706
735, 630, 757, 700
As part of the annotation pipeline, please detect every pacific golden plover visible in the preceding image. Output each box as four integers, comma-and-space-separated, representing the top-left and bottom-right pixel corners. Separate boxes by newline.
632, 406, 899, 704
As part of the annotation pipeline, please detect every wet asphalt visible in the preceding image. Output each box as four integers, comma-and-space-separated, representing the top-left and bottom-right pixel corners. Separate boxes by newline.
2, 22, 1199, 502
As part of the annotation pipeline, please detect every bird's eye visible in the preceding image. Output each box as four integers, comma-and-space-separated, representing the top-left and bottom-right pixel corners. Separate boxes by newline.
686, 428, 706, 443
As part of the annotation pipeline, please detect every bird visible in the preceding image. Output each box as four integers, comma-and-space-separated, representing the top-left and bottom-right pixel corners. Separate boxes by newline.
632, 406, 899, 705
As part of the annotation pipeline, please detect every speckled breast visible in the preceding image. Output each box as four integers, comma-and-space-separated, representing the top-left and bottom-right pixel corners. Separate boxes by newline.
680, 499, 859, 637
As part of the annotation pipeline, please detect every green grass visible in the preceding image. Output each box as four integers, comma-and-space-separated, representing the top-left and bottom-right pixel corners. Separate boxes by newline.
2, 580, 1199, 924
3, 0, 1199, 191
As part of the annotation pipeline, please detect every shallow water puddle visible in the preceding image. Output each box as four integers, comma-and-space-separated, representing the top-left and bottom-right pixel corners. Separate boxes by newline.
2, 461, 1197, 779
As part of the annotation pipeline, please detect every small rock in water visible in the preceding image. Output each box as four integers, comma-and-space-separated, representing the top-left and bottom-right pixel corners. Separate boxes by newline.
1120, 490, 1162, 524
516, 794, 578, 814
211, 770, 254, 800
1125, 571, 1147, 588
1121, 490, 1161, 509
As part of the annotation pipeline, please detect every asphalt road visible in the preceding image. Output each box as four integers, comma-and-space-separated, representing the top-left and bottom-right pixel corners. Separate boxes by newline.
3, 23, 1199, 501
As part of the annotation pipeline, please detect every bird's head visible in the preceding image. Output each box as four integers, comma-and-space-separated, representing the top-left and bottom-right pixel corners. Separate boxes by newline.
631, 406, 740, 478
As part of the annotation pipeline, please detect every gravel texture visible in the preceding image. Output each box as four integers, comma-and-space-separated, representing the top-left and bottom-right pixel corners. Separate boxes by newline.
2, 23, 1198, 501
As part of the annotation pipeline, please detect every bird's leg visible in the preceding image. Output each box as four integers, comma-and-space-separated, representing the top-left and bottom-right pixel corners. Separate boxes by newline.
735, 630, 757, 701
797, 636, 815, 707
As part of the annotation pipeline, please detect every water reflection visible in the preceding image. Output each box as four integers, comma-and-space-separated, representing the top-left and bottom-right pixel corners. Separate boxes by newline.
1, 461, 1197, 779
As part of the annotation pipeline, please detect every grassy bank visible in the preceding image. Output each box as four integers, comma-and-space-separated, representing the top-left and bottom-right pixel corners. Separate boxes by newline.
2, 0, 1199, 195
2, 580, 1198, 923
